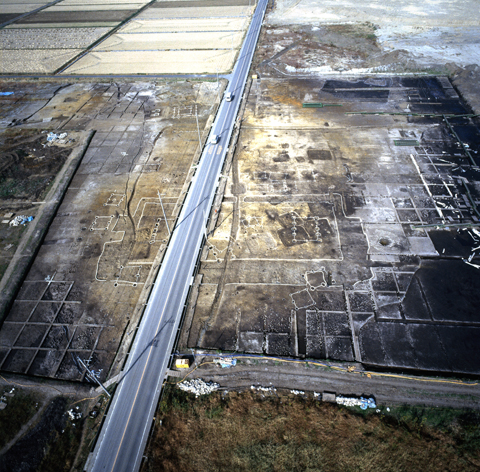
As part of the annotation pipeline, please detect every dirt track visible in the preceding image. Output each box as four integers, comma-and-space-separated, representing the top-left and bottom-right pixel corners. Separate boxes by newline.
185, 356, 480, 409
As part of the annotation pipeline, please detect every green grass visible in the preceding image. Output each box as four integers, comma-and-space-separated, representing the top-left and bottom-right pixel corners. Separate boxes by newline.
0, 176, 51, 200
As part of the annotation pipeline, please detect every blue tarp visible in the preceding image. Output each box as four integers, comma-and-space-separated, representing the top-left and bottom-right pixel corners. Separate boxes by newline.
360, 397, 376, 410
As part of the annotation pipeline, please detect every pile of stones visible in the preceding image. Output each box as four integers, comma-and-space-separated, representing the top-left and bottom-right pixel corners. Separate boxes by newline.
178, 378, 220, 397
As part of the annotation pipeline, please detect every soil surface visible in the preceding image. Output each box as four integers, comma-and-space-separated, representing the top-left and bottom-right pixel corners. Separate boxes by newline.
185, 75, 480, 376
183, 355, 480, 410
0, 79, 223, 383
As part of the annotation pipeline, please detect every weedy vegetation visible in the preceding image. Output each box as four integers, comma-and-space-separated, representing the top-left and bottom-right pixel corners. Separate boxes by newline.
143, 384, 480, 472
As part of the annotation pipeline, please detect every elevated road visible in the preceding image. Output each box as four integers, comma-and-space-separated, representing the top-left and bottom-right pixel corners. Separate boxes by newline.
88, 1, 268, 471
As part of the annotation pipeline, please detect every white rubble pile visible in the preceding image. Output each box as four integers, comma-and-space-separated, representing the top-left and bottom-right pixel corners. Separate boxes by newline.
9, 215, 34, 226
0, 392, 8, 410
67, 406, 82, 421
178, 378, 219, 397
251, 385, 276, 394
46, 131, 68, 145
336, 395, 376, 410
214, 357, 237, 368
336, 396, 363, 407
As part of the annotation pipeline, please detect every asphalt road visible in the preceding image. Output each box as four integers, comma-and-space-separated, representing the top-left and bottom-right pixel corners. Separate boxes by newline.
87, 1, 268, 471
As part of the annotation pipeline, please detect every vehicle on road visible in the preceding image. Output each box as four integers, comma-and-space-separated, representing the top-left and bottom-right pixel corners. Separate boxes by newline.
225, 91, 233, 102
210, 134, 219, 144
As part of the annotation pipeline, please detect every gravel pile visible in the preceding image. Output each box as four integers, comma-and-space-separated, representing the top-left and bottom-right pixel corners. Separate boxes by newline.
178, 378, 219, 397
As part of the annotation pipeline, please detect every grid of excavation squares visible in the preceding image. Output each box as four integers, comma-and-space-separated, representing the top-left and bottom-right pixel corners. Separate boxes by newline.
0, 276, 113, 381
305, 308, 353, 360
346, 268, 416, 322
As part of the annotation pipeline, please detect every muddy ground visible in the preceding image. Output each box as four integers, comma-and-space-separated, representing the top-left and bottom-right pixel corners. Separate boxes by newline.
254, 1, 480, 113
185, 75, 480, 376
180, 0, 480, 381
0, 79, 223, 383
0, 126, 88, 322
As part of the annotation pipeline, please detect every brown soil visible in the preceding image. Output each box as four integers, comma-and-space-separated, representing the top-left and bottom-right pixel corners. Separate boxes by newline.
253, 23, 382, 76
144, 386, 480, 472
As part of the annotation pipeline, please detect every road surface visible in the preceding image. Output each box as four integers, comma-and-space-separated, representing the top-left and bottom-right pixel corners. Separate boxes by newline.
87, 1, 268, 471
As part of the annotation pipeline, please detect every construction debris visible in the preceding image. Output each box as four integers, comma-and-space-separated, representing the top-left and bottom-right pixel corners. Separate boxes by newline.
178, 378, 220, 397
9, 215, 34, 226
67, 407, 82, 421
336, 395, 376, 410
251, 385, 277, 394
46, 131, 68, 145
214, 357, 237, 368
322, 392, 336, 402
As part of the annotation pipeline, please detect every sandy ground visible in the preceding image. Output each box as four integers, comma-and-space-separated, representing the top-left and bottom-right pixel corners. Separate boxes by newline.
269, 0, 480, 27
263, 0, 480, 74
0, 1, 252, 75
46, 3, 149, 11
0, 49, 83, 73
0, 27, 111, 49
96, 31, 244, 51
63, 49, 237, 74
0, 5, 45, 14
2, 0, 46, 4
64, 12, 250, 75
121, 17, 248, 33
136, 5, 252, 19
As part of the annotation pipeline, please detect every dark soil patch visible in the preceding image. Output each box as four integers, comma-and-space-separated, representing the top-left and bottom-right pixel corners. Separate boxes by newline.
0, 130, 70, 201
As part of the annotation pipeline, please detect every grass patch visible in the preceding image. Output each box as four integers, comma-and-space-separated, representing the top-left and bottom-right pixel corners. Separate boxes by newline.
0, 388, 39, 449
143, 385, 480, 472
37, 417, 84, 472
0, 176, 52, 200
